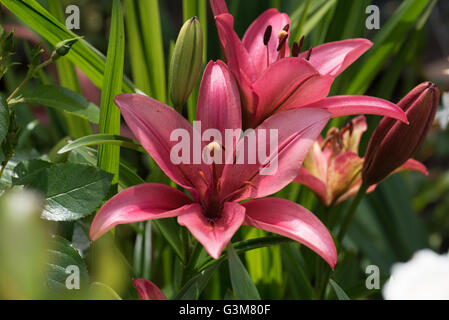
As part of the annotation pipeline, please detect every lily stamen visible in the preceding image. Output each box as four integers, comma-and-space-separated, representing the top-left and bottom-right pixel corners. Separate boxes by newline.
306, 47, 312, 61
263, 25, 272, 68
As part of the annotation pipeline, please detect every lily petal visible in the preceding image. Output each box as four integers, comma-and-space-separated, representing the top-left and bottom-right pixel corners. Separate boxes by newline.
298, 95, 408, 123
132, 278, 167, 300
114, 94, 212, 197
298, 39, 372, 77
197, 60, 242, 139
90, 183, 194, 241
215, 14, 258, 83
242, 9, 290, 75
251, 57, 323, 127
391, 158, 428, 176
341, 116, 367, 153
210, 0, 229, 16
243, 198, 337, 268
178, 202, 246, 259
220, 108, 330, 202
294, 167, 329, 205
328, 152, 364, 205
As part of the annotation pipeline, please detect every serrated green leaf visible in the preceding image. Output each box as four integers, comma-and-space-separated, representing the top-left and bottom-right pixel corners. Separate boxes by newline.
12, 159, 52, 185
227, 242, 261, 300
22, 85, 100, 124
26, 163, 113, 221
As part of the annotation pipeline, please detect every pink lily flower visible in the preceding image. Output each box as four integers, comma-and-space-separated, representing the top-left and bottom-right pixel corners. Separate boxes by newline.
132, 278, 167, 300
90, 60, 337, 268
294, 116, 428, 207
210, 0, 407, 128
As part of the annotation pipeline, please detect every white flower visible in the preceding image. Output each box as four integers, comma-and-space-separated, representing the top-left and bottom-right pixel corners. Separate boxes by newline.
383, 249, 449, 300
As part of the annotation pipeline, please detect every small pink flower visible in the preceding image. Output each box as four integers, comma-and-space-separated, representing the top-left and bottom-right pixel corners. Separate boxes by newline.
295, 116, 428, 206
210, 0, 407, 128
132, 279, 167, 300
90, 61, 337, 268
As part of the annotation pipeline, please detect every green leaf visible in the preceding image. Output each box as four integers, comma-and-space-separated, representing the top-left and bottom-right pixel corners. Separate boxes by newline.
45, 235, 89, 291
22, 85, 100, 124
329, 279, 350, 300
300, 0, 337, 38
227, 242, 261, 300
0, 96, 9, 143
0, 0, 135, 93
124, 0, 151, 95
89, 282, 122, 300
25, 163, 113, 221
12, 159, 52, 185
198, 236, 292, 270
138, 0, 166, 102
346, 0, 431, 95
58, 134, 146, 155
173, 263, 221, 300
47, 0, 92, 138
154, 218, 186, 263
98, 0, 125, 185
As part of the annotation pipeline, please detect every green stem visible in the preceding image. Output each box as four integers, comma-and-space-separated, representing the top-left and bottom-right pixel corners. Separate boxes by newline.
317, 184, 369, 299
336, 183, 369, 243
0, 157, 10, 179
6, 58, 54, 103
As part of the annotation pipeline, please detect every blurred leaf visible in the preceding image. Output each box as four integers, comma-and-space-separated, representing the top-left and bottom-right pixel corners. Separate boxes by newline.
58, 134, 146, 154
281, 243, 315, 299
21, 163, 113, 221
244, 229, 283, 298
329, 279, 350, 300
346, 0, 431, 95
45, 235, 89, 291
124, 0, 152, 95
227, 243, 261, 300
22, 85, 100, 124
138, 0, 166, 102
173, 263, 221, 300
301, 0, 337, 38
89, 282, 122, 300
47, 0, 91, 138
154, 218, 186, 263
0, 0, 135, 92
98, 0, 125, 185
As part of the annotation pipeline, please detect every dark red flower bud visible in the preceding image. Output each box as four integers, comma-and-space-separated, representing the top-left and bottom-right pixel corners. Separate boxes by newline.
362, 82, 439, 186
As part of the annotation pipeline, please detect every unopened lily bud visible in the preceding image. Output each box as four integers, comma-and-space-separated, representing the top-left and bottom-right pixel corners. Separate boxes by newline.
168, 17, 203, 111
52, 36, 82, 61
362, 82, 439, 186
